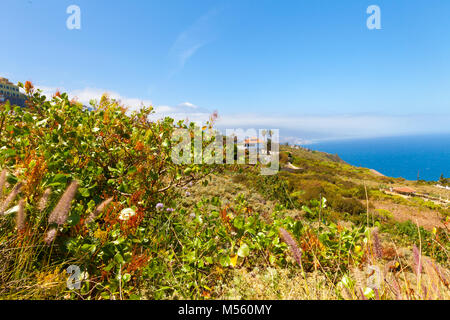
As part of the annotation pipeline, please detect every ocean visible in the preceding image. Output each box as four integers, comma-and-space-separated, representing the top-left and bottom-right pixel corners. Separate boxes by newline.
307, 134, 450, 182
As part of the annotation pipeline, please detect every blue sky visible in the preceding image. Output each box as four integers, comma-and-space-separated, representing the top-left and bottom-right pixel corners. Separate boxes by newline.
2, 0, 450, 143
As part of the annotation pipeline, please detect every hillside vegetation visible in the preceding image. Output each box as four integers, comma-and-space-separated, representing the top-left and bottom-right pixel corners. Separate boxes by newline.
0, 84, 448, 300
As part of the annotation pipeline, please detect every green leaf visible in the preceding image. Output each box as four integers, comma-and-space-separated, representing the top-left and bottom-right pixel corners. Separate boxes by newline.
68, 212, 81, 226
2, 149, 16, 158
237, 243, 250, 258
205, 256, 213, 264
302, 205, 313, 214
269, 254, 276, 264
122, 273, 131, 282
219, 255, 230, 267
103, 263, 114, 272
81, 243, 96, 254
114, 253, 124, 264
52, 174, 68, 184
79, 188, 90, 197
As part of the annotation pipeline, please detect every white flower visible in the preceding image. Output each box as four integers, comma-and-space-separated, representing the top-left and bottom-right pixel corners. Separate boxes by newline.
118, 208, 136, 221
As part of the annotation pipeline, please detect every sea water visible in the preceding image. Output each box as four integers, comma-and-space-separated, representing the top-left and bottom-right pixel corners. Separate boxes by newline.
308, 134, 450, 181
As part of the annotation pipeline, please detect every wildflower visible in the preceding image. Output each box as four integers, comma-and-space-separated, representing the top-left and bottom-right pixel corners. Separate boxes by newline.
94, 229, 108, 243
185, 191, 191, 197
0, 182, 23, 216
166, 208, 174, 212
0, 169, 7, 198
38, 188, 52, 211
86, 197, 113, 224
44, 228, 57, 245
16, 199, 26, 231
279, 227, 302, 268
412, 244, 422, 276
371, 227, 383, 259
156, 203, 164, 211
118, 208, 136, 221
189, 213, 196, 219
210, 110, 218, 122
48, 181, 79, 226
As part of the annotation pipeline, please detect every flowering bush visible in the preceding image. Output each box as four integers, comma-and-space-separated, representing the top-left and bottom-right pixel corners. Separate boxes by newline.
0, 83, 216, 299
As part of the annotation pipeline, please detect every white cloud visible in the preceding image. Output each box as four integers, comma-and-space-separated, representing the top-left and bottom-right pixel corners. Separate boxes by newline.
35, 84, 212, 123
279, 136, 314, 145
71, 88, 152, 110
144, 108, 450, 144
150, 102, 211, 123
178, 102, 198, 109
153, 105, 173, 113
35, 86, 152, 111
33, 85, 450, 144
214, 113, 450, 144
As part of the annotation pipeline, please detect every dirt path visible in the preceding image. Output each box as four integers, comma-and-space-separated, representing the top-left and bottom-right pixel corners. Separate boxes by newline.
286, 162, 301, 170
372, 200, 444, 230
370, 169, 385, 177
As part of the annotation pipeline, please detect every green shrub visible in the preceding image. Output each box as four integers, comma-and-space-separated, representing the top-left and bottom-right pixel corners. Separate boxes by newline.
374, 209, 393, 222
330, 197, 366, 216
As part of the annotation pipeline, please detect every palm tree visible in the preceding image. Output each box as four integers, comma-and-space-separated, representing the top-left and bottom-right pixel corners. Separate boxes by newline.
267, 130, 273, 155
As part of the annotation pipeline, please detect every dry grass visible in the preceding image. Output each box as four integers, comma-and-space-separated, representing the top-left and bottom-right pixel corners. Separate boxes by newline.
0, 175, 82, 299
215, 268, 338, 300
214, 236, 450, 300
182, 173, 277, 222
343, 250, 450, 300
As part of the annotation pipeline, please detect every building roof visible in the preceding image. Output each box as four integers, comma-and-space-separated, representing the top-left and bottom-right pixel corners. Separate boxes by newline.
393, 187, 416, 193
244, 137, 264, 144
0, 77, 14, 85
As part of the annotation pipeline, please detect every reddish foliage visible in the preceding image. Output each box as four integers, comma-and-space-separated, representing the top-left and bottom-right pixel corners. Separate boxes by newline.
124, 249, 151, 275
24, 81, 34, 94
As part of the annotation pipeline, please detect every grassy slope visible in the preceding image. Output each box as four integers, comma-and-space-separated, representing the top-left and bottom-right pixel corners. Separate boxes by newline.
180, 145, 450, 299
280, 145, 450, 230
